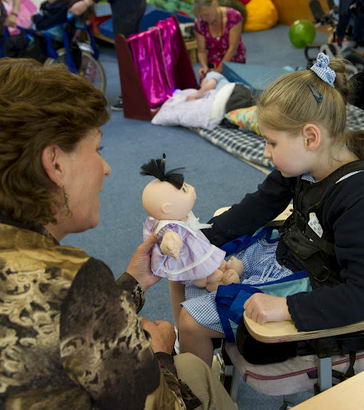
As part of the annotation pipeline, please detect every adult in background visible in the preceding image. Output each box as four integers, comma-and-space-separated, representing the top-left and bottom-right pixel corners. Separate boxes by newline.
0, 58, 236, 410
193, 0, 246, 80
70, 0, 146, 110
336, 0, 364, 47
0, 0, 20, 28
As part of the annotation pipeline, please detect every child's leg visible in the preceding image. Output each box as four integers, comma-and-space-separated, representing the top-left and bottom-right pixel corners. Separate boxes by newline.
178, 307, 224, 366
169, 281, 185, 328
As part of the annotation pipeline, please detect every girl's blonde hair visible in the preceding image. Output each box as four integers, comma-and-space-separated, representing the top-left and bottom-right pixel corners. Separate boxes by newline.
257, 58, 364, 159
193, 0, 219, 16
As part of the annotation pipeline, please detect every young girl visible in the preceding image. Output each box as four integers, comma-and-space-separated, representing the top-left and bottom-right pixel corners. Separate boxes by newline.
172, 53, 364, 366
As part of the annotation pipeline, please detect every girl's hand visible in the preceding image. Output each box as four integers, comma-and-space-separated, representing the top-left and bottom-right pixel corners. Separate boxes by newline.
244, 293, 291, 324
126, 236, 159, 291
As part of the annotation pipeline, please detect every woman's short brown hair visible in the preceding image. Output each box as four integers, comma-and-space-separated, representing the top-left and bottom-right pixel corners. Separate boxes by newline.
0, 58, 109, 225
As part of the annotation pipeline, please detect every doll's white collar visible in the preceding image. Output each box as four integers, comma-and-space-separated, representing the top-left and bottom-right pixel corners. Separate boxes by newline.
152, 211, 212, 235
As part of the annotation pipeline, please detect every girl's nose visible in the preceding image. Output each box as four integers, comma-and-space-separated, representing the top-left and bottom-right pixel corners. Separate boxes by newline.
263, 144, 271, 159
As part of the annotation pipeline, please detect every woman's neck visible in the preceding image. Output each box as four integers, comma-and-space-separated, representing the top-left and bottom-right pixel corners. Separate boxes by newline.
44, 222, 66, 242
209, 7, 224, 37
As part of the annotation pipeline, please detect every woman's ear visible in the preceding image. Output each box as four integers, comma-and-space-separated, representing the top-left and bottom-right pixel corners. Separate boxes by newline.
302, 123, 321, 151
41, 145, 66, 187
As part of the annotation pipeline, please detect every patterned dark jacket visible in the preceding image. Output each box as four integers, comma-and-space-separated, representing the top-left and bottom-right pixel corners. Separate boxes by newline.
0, 215, 197, 409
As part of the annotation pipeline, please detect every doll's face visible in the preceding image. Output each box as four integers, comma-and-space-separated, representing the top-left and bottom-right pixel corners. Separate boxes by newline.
142, 179, 196, 220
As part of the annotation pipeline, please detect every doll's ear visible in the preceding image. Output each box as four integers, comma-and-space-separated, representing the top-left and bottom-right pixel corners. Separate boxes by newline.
161, 202, 172, 216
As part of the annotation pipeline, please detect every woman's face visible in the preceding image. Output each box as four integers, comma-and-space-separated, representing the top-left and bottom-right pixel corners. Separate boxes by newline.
198, 5, 219, 24
62, 128, 111, 234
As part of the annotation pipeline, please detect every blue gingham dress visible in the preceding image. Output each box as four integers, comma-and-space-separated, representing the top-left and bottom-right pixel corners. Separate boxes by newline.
181, 232, 294, 333
181, 175, 317, 334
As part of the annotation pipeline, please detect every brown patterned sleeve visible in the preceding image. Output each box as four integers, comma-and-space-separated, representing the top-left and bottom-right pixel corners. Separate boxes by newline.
59, 258, 186, 410
115, 271, 145, 313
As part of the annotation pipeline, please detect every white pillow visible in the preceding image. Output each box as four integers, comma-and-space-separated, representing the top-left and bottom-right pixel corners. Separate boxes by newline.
210, 82, 236, 125
151, 88, 219, 129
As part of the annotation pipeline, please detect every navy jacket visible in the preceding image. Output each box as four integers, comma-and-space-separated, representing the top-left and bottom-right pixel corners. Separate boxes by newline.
203, 167, 364, 332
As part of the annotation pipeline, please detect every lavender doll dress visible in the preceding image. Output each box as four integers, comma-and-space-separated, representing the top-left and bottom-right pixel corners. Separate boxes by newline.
143, 211, 226, 282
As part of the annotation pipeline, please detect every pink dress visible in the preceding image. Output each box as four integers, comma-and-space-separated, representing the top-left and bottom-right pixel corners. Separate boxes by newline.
143, 212, 226, 282
194, 7, 246, 67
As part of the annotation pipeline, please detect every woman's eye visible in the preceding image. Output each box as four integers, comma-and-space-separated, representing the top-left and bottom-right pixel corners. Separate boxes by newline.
97, 145, 104, 154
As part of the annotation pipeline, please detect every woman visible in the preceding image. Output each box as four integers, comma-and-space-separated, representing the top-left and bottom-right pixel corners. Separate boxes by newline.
0, 58, 236, 410
193, 0, 246, 79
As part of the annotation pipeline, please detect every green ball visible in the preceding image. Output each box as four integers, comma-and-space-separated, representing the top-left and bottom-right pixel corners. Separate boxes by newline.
289, 19, 316, 48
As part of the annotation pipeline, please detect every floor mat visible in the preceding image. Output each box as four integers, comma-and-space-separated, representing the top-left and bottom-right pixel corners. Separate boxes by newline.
193, 104, 364, 174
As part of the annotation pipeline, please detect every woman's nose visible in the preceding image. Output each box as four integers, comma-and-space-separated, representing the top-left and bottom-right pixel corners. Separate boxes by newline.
104, 159, 112, 176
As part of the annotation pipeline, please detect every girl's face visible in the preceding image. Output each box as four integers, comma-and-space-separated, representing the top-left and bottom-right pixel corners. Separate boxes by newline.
260, 125, 312, 177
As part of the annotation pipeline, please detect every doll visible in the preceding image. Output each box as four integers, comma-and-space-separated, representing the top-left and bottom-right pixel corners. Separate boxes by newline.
141, 154, 242, 292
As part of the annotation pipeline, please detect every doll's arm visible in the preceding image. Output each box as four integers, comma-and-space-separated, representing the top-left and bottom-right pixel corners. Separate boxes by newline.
160, 231, 183, 258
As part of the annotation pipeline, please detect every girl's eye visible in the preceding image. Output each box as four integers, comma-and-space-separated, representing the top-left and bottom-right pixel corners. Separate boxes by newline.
97, 146, 104, 154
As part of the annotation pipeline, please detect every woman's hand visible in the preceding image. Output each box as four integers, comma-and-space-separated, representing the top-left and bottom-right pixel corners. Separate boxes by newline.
244, 293, 291, 324
199, 65, 208, 80
126, 236, 159, 291
141, 318, 176, 354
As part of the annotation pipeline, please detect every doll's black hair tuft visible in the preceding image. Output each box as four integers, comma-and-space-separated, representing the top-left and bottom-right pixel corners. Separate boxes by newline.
140, 153, 185, 190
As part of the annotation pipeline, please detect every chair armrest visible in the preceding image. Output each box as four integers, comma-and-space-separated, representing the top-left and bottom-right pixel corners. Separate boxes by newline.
214, 206, 231, 217
244, 313, 364, 343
